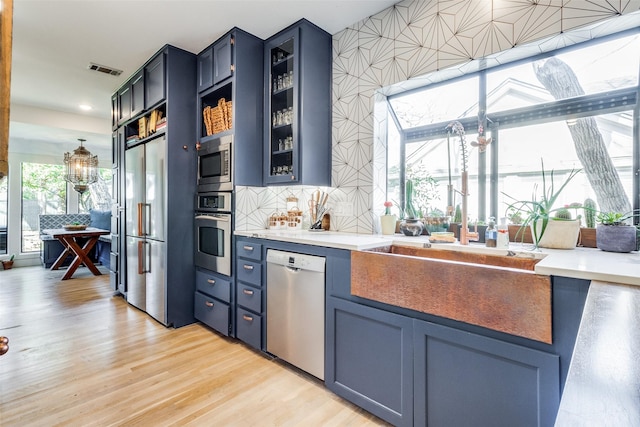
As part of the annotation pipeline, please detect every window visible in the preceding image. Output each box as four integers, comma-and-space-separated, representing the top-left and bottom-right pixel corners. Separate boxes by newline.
78, 168, 113, 213
0, 176, 7, 255
21, 163, 66, 252
385, 31, 640, 224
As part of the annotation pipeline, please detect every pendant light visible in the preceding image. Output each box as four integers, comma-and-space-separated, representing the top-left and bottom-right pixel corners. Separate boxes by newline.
64, 138, 98, 194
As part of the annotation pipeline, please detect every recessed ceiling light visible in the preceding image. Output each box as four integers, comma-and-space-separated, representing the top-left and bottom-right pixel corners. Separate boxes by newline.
79, 104, 92, 111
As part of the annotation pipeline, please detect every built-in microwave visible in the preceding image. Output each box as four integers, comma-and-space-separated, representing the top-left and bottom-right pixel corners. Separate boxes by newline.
197, 134, 233, 192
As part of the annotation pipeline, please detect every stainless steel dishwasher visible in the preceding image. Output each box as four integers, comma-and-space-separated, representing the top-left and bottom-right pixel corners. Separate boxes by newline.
266, 249, 326, 380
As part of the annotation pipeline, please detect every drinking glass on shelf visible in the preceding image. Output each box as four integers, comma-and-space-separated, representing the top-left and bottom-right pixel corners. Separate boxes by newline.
277, 75, 283, 91
277, 110, 284, 126
286, 107, 293, 124
278, 139, 285, 151
272, 112, 277, 127
288, 70, 293, 87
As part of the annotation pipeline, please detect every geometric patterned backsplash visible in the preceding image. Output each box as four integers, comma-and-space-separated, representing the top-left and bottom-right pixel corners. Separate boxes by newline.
235, 0, 640, 234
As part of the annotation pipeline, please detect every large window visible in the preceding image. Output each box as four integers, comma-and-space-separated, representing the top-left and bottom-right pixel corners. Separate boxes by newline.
21, 163, 66, 252
386, 31, 640, 224
20, 163, 112, 253
0, 177, 7, 255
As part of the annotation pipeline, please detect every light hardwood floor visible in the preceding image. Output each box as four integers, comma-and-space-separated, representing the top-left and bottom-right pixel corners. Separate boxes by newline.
0, 266, 388, 426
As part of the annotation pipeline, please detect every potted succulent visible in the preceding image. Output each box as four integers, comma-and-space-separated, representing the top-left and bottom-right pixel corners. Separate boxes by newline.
2, 254, 15, 270
380, 201, 397, 235
504, 160, 581, 249
399, 179, 424, 236
578, 198, 598, 248
595, 211, 639, 253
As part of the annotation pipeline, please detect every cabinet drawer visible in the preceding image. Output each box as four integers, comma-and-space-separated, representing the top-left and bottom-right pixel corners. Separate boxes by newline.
194, 291, 230, 336
236, 283, 263, 313
196, 270, 231, 302
236, 241, 262, 261
236, 307, 262, 350
236, 260, 262, 287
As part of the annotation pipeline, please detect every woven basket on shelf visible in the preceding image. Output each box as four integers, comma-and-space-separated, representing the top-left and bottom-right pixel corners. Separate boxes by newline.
202, 98, 233, 136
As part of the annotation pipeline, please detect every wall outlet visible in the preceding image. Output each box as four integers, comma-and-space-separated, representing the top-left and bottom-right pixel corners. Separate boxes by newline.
333, 202, 354, 217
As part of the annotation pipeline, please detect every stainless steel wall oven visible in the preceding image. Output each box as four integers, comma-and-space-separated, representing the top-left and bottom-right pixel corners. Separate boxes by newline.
195, 192, 232, 276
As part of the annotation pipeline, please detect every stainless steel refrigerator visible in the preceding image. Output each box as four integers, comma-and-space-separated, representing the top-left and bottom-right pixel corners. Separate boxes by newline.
125, 135, 167, 325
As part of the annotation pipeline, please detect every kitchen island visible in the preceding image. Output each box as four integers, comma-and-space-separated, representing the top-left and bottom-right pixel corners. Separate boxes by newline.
235, 229, 640, 426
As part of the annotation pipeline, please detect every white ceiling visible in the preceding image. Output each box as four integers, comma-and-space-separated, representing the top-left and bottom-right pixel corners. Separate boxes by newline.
9, 0, 398, 153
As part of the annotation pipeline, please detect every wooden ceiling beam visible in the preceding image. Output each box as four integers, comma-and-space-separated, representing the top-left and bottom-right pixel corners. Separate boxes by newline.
0, 0, 13, 179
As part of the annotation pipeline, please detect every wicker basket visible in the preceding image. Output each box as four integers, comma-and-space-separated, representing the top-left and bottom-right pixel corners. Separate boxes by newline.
203, 98, 233, 136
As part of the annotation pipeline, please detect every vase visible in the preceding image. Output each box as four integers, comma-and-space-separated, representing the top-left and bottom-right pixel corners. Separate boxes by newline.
380, 215, 397, 235
533, 219, 580, 249
399, 218, 424, 237
596, 224, 637, 253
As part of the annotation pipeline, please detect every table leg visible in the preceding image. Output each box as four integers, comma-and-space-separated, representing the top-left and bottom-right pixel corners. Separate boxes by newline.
50, 241, 73, 270
60, 236, 101, 280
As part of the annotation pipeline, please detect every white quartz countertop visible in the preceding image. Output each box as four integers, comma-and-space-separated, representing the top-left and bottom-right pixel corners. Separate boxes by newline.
235, 229, 640, 286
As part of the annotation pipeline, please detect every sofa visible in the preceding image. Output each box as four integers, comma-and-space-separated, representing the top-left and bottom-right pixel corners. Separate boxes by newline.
39, 210, 111, 269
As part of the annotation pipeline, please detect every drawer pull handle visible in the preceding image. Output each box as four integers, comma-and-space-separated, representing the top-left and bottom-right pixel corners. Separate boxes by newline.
243, 315, 253, 322
243, 265, 254, 271
243, 245, 254, 251
205, 301, 214, 307
243, 289, 254, 296
207, 279, 216, 285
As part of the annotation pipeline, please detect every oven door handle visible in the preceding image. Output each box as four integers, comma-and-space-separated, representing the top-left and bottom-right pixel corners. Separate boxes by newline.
195, 214, 230, 222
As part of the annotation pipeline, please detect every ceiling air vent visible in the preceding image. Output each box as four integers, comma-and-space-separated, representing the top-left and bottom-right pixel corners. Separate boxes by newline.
87, 62, 123, 76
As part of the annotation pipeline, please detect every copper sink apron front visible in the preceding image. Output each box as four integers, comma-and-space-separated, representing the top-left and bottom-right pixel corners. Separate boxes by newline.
351, 247, 552, 344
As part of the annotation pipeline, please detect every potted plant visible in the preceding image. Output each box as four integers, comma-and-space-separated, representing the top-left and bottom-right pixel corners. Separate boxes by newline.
595, 211, 639, 253
380, 201, 397, 235
399, 179, 424, 236
2, 254, 15, 270
504, 160, 581, 249
579, 198, 598, 248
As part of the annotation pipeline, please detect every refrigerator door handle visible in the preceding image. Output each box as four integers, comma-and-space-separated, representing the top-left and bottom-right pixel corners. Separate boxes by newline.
137, 203, 145, 236
137, 240, 145, 274
145, 203, 151, 238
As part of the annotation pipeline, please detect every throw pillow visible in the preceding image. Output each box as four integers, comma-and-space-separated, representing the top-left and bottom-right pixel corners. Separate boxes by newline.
90, 209, 111, 230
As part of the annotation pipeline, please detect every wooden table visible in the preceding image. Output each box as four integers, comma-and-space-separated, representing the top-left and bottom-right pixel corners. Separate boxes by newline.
41, 228, 110, 280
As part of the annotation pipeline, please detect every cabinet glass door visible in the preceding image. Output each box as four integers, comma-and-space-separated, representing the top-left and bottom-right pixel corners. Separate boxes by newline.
268, 37, 296, 182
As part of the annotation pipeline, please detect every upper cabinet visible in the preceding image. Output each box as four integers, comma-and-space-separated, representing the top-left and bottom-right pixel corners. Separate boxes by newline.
145, 52, 166, 109
264, 19, 331, 186
197, 33, 233, 93
196, 29, 264, 187
114, 49, 167, 128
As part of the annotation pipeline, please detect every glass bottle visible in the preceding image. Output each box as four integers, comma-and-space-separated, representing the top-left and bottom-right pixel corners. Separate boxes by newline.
485, 217, 497, 247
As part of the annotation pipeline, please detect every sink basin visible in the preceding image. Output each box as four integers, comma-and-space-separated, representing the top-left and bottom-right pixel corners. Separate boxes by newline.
351, 245, 552, 343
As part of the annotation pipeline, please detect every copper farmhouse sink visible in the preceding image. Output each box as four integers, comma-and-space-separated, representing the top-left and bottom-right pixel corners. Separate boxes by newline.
351, 245, 552, 344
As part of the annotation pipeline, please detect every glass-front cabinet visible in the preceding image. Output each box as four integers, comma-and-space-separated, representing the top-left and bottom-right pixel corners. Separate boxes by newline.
264, 20, 331, 186
267, 36, 297, 182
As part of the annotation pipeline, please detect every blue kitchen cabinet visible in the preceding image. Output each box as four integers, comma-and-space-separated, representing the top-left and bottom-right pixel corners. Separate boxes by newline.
326, 297, 414, 427
194, 268, 232, 336
197, 33, 233, 93
234, 239, 265, 350
413, 319, 559, 427
264, 19, 331, 186
196, 29, 264, 187
144, 52, 165, 109
112, 45, 197, 328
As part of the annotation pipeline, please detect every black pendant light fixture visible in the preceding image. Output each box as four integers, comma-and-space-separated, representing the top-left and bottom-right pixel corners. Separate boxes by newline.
64, 138, 98, 194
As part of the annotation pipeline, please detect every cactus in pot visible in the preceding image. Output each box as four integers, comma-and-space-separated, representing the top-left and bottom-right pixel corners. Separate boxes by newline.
583, 198, 597, 228
399, 179, 424, 236
554, 207, 572, 220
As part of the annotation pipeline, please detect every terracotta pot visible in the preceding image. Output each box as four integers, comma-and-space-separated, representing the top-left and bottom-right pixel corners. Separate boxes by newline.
2, 261, 14, 270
